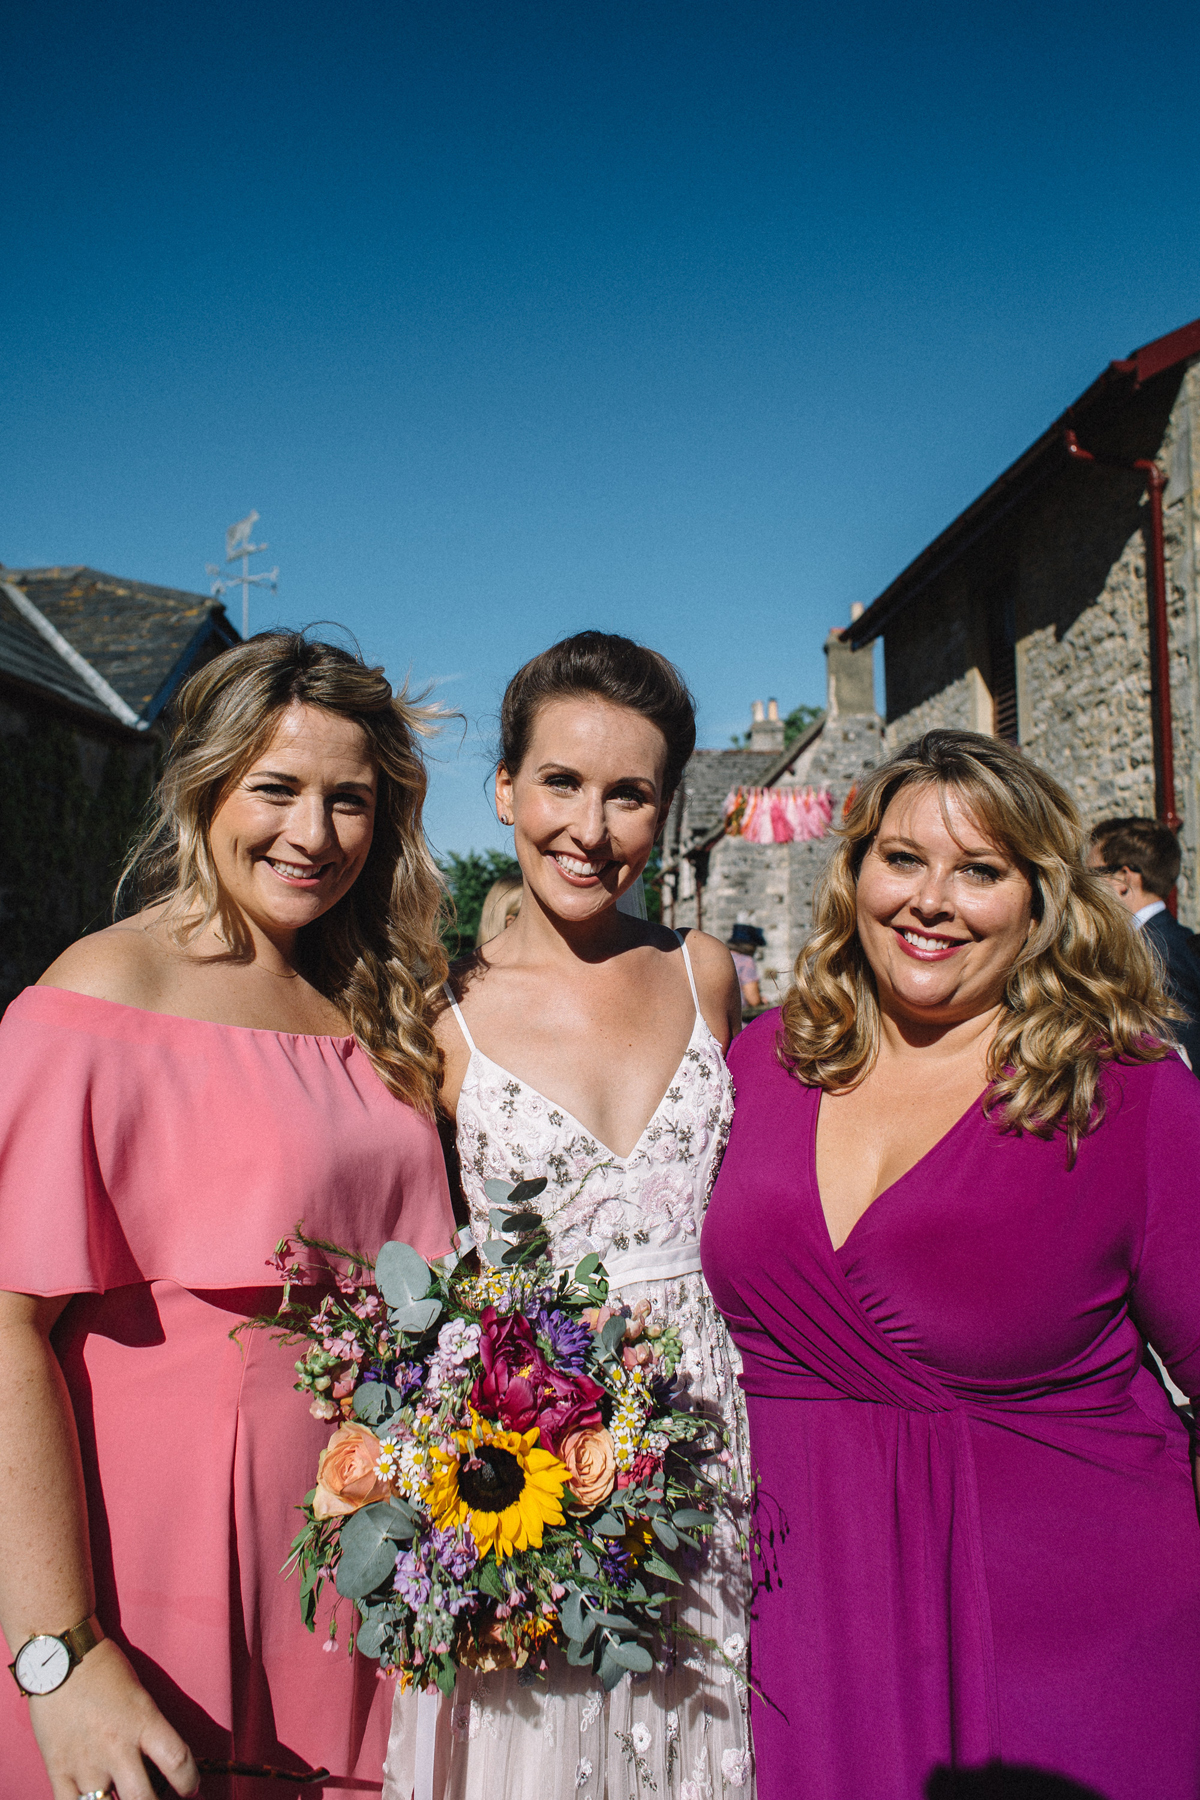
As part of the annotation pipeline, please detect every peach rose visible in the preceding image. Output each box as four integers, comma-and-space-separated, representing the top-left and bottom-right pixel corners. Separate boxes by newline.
312, 1421, 390, 1519
559, 1425, 617, 1509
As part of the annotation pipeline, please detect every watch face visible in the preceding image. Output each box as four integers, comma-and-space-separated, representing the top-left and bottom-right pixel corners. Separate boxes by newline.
15, 1634, 72, 1695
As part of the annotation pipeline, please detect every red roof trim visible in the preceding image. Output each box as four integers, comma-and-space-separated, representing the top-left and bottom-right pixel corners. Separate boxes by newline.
1130, 317, 1200, 386
845, 313, 1200, 647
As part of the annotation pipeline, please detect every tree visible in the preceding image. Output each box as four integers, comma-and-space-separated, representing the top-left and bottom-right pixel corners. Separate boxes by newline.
784, 703, 823, 746
439, 849, 522, 960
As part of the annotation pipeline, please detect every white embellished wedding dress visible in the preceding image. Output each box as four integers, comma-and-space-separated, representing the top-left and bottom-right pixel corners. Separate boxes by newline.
384, 934, 754, 1800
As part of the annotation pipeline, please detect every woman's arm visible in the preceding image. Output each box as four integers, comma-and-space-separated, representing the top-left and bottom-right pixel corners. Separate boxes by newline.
678, 930, 744, 1051
0, 1291, 199, 1800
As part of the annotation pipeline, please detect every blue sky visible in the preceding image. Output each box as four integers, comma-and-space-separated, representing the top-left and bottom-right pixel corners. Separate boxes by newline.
3, 0, 1199, 855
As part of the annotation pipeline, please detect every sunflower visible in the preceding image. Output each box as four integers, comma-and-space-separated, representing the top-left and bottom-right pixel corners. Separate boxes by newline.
426, 1412, 568, 1560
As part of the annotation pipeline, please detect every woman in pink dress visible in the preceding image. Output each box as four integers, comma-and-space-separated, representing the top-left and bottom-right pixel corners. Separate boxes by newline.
0, 634, 457, 1800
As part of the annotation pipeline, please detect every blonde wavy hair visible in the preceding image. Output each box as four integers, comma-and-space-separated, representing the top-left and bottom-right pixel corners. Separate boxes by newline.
782, 729, 1179, 1150
117, 632, 448, 1112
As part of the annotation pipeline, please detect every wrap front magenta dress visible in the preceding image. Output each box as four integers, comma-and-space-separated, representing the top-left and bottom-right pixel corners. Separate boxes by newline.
0, 986, 456, 1799
701, 1011, 1200, 1800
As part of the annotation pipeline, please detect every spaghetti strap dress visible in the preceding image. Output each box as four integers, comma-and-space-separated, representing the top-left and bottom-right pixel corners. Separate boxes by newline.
701, 1010, 1200, 1800
0, 985, 456, 1800
385, 934, 754, 1800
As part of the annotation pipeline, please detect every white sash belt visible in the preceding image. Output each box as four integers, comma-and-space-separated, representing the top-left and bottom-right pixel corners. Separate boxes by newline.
601, 1239, 704, 1293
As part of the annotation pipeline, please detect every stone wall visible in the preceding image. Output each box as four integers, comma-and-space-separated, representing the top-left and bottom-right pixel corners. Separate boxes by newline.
0, 695, 156, 1010
880, 357, 1200, 923
674, 711, 883, 1000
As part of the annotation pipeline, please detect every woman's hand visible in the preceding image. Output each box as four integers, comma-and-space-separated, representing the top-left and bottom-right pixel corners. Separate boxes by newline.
29, 1636, 199, 1799
0, 1289, 199, 1798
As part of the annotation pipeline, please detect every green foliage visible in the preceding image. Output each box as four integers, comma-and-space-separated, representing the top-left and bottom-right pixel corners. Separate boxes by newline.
438, 849, 521, 960
784, 703, 823, 745
0, 717, 155, 1008
730, 703, 823, 749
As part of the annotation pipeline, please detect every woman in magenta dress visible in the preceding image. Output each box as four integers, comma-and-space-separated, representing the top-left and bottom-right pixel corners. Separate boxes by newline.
0, 635, 456, 1800
701, 728, 1200, 1800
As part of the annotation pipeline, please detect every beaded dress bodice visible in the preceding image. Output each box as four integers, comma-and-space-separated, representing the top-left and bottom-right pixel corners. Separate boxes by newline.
447, 938, 734, 1294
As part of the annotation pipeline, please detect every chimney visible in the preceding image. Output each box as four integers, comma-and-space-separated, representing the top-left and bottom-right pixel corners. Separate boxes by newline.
824, 629, 875, 719
750, 697, 785, 752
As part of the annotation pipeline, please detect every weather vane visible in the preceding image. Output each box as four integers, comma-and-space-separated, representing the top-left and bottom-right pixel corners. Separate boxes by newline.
207, 510, 278, 639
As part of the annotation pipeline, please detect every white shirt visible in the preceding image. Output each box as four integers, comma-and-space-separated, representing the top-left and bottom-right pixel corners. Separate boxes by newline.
1133, 899, 1168, 928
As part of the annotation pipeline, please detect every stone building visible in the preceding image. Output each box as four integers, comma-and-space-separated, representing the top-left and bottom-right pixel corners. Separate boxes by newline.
845, 313, 1200, 921
661, 628, 883, 1001
0, 564, 238, 1008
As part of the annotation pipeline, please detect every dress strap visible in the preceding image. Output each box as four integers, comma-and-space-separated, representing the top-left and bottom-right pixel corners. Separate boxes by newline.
672, 930, 702, 1020
442, 984, 478, 1056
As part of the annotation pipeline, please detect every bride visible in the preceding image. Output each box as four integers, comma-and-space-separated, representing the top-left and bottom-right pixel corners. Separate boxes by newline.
385, 631, 754, 1798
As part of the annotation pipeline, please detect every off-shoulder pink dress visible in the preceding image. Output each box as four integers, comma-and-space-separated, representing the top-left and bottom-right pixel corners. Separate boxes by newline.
0, 986, 456, 1799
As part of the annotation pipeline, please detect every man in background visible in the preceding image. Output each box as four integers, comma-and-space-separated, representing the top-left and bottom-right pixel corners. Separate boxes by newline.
1088, 817, 1200, 1074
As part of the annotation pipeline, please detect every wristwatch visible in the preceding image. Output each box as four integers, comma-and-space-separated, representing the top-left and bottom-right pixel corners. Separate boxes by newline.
9, 1615, 105, 1697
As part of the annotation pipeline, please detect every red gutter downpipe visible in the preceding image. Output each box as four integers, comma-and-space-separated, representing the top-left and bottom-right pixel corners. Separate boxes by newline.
1063, 430, 1180, 836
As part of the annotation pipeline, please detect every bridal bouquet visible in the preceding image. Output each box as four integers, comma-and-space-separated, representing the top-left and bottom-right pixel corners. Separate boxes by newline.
256, 1178, 720, 1697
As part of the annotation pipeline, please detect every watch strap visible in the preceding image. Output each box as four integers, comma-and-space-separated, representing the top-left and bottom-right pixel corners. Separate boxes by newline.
60, 1614, 104, 1665
8, 1614, 104, 1696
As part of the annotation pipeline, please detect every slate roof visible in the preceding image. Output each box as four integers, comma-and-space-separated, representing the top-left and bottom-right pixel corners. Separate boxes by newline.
0, 584, 113, 719
0, 566, 239, 726
664, 714, 828, 864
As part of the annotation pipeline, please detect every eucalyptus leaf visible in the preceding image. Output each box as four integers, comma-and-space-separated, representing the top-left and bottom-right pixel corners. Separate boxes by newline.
375, 1240, 433, 1309
353, 1382, 399, 1426
577, 1550, 599, 1578
389, 1297, 443, 1334
651, 1519, 679, 1551
499, 1210, 544, 1232
565, 1637, 593, 1667
481, 1239, 510, 1268
574, 1253, 602, 1281
355, 1617, 386, 1659
592, 1612, 635, 1636
593, 1513, 625, 1537
506, 1176, 548, 1206
560, 1589, 599, 1644
483, 1178, 516, 1204
336, 1502, 412, 1598
671, 1509, 712, 1529
488, 1208, 514, 1233
607, 1639, 654, 1673
599, 1316, 627, 1357
598, 1644, 627, 1690
643, 1554, 683, 1584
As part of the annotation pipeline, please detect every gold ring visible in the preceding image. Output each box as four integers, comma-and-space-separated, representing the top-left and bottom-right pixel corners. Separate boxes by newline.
78, 1789, 112, 1799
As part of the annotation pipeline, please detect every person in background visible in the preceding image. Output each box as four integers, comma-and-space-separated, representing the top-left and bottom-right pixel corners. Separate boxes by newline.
728, 922, 765, 1010
1088, 816, 1200, 1073
475, 870, 522, 944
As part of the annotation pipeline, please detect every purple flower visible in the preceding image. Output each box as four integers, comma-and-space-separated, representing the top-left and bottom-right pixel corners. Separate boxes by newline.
529, 1304, 594, 1375
393, 1548, 431, 1608
596, 1542, 633, 1590
430, 1527, 477, 1581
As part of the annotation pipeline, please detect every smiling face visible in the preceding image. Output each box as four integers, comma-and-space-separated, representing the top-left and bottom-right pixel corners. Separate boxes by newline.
855, 782, 1035, 1028
207, 701, 378, 944
496, 695, 669, 924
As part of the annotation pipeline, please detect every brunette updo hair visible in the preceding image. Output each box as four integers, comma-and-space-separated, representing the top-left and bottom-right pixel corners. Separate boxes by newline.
499, 631, 696, 799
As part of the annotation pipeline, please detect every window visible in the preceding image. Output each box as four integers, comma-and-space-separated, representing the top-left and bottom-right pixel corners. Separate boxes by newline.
987, 587, 1019, 745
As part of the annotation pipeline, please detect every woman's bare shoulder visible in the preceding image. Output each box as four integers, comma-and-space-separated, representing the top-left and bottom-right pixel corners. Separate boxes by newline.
677, 927, 738, 988
675, 928, 741, 1044
38, 911, 174, 1009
